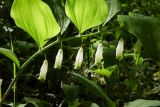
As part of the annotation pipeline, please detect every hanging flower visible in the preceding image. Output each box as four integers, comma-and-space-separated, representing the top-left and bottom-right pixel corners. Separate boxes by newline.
54, 48, 63, 69
94, 43, 103, 64
116, 38, 124, 59
38, 59, 48, 81
74, 47, 83, 69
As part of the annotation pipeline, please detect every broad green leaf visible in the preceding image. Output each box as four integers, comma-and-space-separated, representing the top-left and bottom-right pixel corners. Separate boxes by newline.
65, 0, 108, 34
72, 72, 116, 107
61, 83, 79, 105
45, 0, 70, 34
118, 15, 160, 59
103, 0, 120, 25
11, 0, 60, 48
94, 69, 112, 77
0, 48, 20, 68
124, 99, 160, 107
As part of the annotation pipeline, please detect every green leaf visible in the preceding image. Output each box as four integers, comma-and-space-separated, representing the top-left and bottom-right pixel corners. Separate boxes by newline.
147, 86, 160, 95
45, 0, 70, 34
103, 0, 120, 25
11, 0, 60, 48
118, 15, 160, 59
61, 83, 79, 105
68, 101, 80, 107
134, 40, 142, 53
65, 0, 108, 34
4, 102, 27, 107
72, 72, 116, 107
24, 97, 51, 107
94, 69, 112, 77
124, 79, 138, 92
124, 99, 160, 107
0, 48, 20, 68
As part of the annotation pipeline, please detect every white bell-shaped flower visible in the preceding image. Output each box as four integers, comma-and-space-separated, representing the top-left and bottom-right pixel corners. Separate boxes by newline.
74, 47, 83, 69
94, 43, 103, 64
38, 59, 48, 81
116, 38, 124, 59
54, 48, 63, 69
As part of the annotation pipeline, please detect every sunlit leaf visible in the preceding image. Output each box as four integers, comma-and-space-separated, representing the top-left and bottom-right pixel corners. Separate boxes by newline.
94, 69, 112, 77
124, 99, 160, 107
103, 0, 120, 25
72, 72, 116, 107
65, 0, 108, 33
118, 15, 160, 59
0, 48, 20, 68
11, 0, 60, 48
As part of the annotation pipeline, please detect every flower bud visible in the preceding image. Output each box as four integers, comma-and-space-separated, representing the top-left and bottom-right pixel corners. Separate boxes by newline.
38, 59, 48, 81
74, 47, 83, 69
116, 38, 124, 59
54, 48, 63, 69
94, 43, 103, 64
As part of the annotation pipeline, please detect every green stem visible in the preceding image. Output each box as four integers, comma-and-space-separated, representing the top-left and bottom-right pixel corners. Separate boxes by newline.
13, 63, 16, 107
0, 32, 101, 105
9, 32, 16, 107
0, 79, 2, 102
